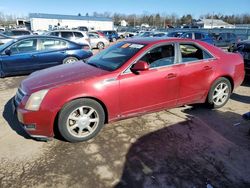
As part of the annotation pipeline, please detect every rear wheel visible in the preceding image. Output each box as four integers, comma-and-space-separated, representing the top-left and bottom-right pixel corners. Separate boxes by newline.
58, 99, 105, 142
207, 77, 232, 108
112, 38, 117, 42
63, 57, 78, 64
97, 42, 105, 50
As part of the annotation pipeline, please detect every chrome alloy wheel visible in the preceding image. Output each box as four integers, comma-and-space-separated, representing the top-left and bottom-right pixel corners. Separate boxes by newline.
212, 82, 229, 106
64, 58, 77, 64
66, 106, 99, 138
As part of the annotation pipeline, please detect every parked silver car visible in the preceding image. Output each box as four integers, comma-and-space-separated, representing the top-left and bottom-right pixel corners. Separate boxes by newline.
0, 33, 13, 45
88, 32, 109, 49
3, 29, 33, 37
47, 30, 91, 49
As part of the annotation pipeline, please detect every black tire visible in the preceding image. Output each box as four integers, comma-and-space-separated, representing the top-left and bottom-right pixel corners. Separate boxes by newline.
62, 56, 78, 64
97, 42, 105, 50
207, 77, 232, 109
58, 98, 105, 142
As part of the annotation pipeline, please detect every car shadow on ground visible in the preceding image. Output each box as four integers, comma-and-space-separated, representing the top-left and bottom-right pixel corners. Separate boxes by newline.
115, 109, 250, 188
3, 98, 30, 139
230, 93, 250, 104
230, 77, 250, 103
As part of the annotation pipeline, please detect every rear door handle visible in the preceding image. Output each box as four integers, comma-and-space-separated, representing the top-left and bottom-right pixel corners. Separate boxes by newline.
166, 73, 177, 79
203, 66, 212, 70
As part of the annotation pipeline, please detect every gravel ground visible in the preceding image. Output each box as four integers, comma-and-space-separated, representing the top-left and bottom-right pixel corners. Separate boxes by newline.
0, 47, 249, 187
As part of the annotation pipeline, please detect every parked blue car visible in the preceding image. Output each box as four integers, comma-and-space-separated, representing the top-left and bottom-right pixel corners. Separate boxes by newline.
181, 31, 214, 44
100, 30, 119, 42
0, 36, 92, 77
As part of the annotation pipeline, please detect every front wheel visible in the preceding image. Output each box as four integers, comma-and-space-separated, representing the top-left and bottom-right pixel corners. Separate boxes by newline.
63, 57, 78, 64
97, 42, 105, 50
58, 99, 105, 142
207, 77, 232, 108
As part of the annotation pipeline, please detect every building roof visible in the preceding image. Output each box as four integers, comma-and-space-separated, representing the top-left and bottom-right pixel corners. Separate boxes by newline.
29, 13, 112, 22
197, 19, 234, 28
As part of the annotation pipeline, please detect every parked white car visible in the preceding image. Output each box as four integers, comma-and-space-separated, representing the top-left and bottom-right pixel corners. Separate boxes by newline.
88, 32, 109, 49
47, 30, 91, 49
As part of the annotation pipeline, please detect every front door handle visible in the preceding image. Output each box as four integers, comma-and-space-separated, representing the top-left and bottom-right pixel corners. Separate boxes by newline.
166, 73, 177, 79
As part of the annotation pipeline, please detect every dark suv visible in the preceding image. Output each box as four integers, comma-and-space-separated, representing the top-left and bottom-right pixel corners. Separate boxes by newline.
213, 32, 239, 51
100, 30, 119, 42
233, 40, 250, 77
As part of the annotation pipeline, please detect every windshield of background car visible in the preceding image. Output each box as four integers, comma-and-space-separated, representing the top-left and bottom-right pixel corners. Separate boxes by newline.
87, 42, 145, 71
0, 39, 15, 52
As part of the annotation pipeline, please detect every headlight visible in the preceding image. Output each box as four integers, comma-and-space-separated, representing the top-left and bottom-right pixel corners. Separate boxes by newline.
25, 89, 49, 111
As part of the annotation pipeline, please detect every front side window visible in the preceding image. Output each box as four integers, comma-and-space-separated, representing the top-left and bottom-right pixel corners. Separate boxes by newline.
140, 44, 175, 68
180, 43, 213, 63
40, 39, 67, 51
10, 39, 37, 54
87, 42, 145, 71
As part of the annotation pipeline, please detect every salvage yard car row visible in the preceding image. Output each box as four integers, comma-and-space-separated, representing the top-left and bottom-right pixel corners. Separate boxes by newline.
0, 27, 248, 142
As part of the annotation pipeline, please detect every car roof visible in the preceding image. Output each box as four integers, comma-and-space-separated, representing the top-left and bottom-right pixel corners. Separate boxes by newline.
49, 30, 83, 32
11, 35, 78, 43
125, 37, 201, 45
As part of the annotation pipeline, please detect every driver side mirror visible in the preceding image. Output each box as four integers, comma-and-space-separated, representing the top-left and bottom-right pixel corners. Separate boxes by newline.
130, 60, 149, 74
5, 49, 11, 56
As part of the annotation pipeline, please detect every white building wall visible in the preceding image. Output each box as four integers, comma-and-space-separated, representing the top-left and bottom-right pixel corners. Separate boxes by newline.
31, 18, 113, 31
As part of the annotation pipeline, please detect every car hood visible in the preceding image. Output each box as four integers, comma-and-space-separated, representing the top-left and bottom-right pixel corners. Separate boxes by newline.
21, 62, 109, 94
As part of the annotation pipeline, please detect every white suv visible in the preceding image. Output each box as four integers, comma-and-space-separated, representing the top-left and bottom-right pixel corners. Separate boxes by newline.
47, 30, 91, 48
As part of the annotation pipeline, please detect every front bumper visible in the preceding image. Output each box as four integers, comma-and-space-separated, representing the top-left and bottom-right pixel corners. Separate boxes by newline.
12, 98, 54, 140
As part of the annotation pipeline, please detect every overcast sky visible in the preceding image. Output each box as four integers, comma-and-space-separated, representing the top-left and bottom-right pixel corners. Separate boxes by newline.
0, 0, 249, 18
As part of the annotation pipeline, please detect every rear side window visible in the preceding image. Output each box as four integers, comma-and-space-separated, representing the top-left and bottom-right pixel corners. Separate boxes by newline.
180, 43, 213, 63
74, 32, 83, 38
49, 32, 59, 37
61, 32, 73, 39
40, 39, 67, 51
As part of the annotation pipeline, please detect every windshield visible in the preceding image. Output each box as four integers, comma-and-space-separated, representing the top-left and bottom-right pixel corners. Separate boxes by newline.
87, 42, 145, 71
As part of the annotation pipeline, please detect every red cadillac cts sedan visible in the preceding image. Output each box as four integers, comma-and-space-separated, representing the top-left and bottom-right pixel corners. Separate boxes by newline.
14, 38, 245, 142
